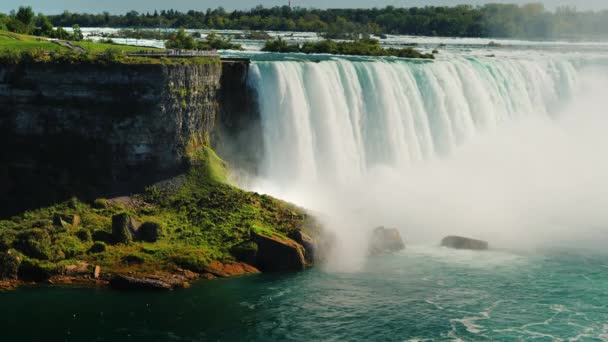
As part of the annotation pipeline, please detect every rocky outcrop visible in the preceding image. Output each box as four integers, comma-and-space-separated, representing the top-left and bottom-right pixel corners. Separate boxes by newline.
289, 230, 317, 264
441, 236, 489, 250
201, 260, 260, 278
111, 213, 140, 244
252, 229, 306, 272
369, 227, 405, 255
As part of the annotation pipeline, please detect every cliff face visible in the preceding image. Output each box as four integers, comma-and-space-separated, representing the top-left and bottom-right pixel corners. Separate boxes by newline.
0, 61, 222, 217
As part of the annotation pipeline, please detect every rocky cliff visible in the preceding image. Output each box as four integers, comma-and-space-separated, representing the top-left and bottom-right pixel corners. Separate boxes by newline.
0, 60, 225, 217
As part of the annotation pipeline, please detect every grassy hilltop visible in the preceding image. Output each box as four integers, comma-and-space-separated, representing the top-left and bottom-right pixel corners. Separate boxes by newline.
0, 146, 312, 287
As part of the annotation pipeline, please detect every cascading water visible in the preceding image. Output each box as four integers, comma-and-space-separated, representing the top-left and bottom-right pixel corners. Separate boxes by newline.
248, 56, 577, 187
243, 54, 607, 270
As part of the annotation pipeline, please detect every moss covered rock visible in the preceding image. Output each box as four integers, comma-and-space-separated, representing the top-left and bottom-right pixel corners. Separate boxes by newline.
0, 249, 21, 280
252, 227, 306, 272
138, 221, 165, 243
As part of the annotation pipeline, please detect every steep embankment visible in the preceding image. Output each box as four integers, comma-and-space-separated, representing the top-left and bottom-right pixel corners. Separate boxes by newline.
0, 57, 320, 290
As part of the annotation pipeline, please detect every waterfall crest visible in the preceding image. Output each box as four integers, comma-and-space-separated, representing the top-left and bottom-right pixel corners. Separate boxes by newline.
248, 57, 578, 188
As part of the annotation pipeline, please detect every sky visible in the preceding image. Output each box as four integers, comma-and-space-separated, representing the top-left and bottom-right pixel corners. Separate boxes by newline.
1, 0, 606, 14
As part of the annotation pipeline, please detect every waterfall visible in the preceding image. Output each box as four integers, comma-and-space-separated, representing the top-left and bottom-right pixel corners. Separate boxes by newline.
248, 56, 578, 189
243, 54, 608, 263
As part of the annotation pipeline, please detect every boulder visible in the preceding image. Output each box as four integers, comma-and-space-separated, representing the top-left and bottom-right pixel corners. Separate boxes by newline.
441, 236, 488, 250
111, 213, 141, 244
0, 249, 21, 280
252, 228, 306, 272
93, 265, 101, 279
369, 227, 405, 255
109, 274, 172, 291
53, 214, 81, 228
62, 261, 89, 276
289, 230, 316, 264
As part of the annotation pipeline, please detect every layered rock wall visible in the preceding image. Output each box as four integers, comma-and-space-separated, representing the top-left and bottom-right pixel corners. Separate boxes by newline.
0, 61, 225, 216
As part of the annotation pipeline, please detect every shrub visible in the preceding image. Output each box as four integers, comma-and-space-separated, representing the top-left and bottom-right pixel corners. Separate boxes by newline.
75, 229, 92, 242
0, 229, 18, 252
17, 258, 58, 281
55, 234, 86, 259
92, 198, 109, 209
92, 230, 112, 243
0, 249, 21, 280
121, 254, 145, 265
14, 228, 52, 259
89, 241, 107, 254
139, 220, 165, 242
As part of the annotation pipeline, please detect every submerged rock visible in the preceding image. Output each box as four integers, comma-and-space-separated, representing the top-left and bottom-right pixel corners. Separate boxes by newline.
109, 274, 172, 291
252, 228, 306, 272
441, 236, 488, 250
369, 227, 405, 255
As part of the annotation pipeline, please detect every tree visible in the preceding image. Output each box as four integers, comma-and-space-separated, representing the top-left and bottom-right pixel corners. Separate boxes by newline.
37, 14, 54, 37
15, 6, 34, 27
72, 24, 83, 41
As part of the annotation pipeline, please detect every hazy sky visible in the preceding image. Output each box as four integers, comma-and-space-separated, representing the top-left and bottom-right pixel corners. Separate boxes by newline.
1, 0, 606, 14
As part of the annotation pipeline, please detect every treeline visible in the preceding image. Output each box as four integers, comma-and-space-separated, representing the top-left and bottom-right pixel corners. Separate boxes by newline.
28, 4, 608, 39
0, 6, 83, 40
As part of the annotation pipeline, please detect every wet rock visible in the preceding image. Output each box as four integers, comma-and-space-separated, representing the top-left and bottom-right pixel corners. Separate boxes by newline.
252, 228, 306, 272
441, 236, 488, 250
0, 249, 21, 280
109, 274, 172, 291
202, 260, 260, 278
289, 230, 316, 264
369, 227, 405, 255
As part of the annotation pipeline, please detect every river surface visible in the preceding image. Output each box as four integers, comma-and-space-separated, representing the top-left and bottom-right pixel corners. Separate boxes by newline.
2, 247, 608, 341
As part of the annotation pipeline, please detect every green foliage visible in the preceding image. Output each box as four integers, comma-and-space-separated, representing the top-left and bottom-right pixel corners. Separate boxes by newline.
75, 229, 92, 242
14, 228, 53, 260
30, 4, 608, 39
0, 146, 309, 282
71, 24, 83, 41
54, 234, 87, 259
89, 241, 107, 254
165, 28, 242, 50
264, 38, 434, 59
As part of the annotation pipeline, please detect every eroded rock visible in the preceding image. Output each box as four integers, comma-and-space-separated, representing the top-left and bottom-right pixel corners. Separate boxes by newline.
369, 226, 405, 255
289, 230, 316, 264
252, 229, 306, 272
441, 236, 488, 250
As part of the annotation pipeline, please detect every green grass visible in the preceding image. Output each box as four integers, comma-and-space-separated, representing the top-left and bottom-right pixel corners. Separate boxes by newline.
0, 30, 220, 65
0, 31, 63, 52
0, 146, 311, 280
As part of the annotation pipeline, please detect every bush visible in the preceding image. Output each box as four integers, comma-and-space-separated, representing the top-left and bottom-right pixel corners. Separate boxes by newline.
121, 254, 145, 265
55, 234, 86, 259
75, 229, 92, 242
92, 198, 109, 209
139, 220, 165, 242
0, 249, 21, 280
92, 230, 112, 243
89, 241, 107, 254
17, 258, 58, 281
0, 229, 18, 252
14, 228, 52, 259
